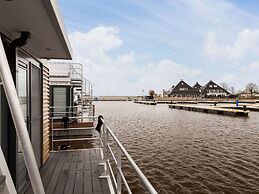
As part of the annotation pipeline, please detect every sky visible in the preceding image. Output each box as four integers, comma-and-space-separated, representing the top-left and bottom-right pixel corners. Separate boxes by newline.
58, 0, 259, 96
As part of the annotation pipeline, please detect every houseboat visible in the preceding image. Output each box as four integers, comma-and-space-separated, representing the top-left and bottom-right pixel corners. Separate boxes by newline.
0, 0, 157, 194
49, 61, 95, 140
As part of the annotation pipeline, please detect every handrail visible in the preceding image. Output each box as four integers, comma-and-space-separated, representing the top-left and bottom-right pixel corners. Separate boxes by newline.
51, 115, 98, 120
100, 118, 158, 194
50, 115, 99, 150
49, 113, 157, 193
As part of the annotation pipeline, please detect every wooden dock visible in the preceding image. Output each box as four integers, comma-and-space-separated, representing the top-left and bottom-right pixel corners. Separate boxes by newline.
134, 101, 157, 105
217, 105, 259, 112
25, 148, 111, 194
169, 104, 249, 117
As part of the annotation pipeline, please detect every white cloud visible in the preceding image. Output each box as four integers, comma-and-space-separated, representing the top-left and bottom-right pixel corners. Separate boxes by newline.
203, 29, 259, 60
69, 25, 122, 60
219, 73, 236, 84
68, 26, 201, 95
241, 61, 259, 72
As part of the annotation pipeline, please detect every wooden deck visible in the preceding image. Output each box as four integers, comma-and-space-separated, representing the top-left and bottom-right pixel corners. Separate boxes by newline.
25, 148, 111, 194
169, 104, 249, 117
134, 101, 157, 105
217, 105, 259, 112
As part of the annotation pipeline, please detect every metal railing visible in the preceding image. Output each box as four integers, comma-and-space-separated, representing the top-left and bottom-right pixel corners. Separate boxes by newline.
49, 61, 93, 102
49, 114, 157, 194
50, 104, 95, 117
100, 118, 158, 194
50, 115, 98, 150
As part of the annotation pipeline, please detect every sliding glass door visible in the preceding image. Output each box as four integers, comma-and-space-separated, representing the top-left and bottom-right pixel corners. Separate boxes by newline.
17, 61, 29, 193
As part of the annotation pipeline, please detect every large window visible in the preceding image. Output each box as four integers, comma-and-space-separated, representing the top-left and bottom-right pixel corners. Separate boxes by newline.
17, 64, 28, 193
18, 65, 27, 118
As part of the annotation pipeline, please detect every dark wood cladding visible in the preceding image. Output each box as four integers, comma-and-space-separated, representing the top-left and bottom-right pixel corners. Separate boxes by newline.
170, 80, 200, 97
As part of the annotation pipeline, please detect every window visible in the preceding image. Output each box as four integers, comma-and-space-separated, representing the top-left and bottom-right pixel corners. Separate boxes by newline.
180, 88, 188, 91
209, 85, 212, 88
214, 85, 217, 88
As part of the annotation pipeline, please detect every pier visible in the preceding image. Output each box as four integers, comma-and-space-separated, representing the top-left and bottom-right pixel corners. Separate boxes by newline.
168, 104, 249, 117
134, 101, 157, 105
217, 105, 259, 112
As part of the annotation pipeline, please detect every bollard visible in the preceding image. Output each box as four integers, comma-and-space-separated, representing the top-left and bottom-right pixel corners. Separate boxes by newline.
243, 105, 247, 111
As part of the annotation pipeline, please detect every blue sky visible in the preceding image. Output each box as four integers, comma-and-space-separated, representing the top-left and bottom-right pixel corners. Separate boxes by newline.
59, 0, 259, 96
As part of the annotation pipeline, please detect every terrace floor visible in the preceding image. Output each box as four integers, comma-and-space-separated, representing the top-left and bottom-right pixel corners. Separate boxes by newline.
25, 148, 111, 194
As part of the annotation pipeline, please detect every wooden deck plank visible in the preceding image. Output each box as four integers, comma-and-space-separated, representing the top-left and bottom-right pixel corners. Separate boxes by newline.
84, 149, 91, 170
24, 149, 111, 194
54, 151, 73, 194
46, 152, 68, 194
64, 151, 78, 194
74, 151, 84, 194
42, 152, 61, 188
90, 149, 103, 193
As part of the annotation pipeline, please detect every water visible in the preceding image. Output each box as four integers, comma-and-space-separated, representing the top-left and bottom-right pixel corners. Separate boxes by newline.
95, 101, 259, 194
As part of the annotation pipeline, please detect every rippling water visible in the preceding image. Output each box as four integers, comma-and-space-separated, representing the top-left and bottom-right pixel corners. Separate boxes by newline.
95, 101, 259, 194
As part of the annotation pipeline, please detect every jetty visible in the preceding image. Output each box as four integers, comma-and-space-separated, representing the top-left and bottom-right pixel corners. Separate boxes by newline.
169, 104, 249, 117
134, 101, 157, 105
216, 105, 259, 112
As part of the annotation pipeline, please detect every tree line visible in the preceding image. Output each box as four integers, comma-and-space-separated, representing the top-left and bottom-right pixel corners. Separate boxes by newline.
221, 82, 258, 96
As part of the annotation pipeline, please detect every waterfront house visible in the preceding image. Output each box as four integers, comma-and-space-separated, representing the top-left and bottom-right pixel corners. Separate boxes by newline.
201, 80, 230, 97
169, 80, 200, 97
193, 82, 202, 92
0, 0, 71, 193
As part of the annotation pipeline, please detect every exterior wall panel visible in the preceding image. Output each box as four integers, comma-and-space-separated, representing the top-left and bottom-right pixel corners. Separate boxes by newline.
42, 65, 50, 164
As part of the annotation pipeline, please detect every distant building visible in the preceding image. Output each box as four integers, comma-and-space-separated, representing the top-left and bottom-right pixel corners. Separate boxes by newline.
201, 80, 230, 97
239, 91, 259, 98
167, 80, 231, 98
193, 82, 202, 92
169, 80, 200, 97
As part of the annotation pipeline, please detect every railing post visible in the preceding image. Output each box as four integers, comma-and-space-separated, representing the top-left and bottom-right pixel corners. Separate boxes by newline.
103, 123, 106, 159
117, 145, 122, 194
105, 127, 109, 159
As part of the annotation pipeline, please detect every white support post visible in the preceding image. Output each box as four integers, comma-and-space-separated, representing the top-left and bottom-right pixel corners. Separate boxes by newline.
0, 37, 45, 194
103, 123, 106, 158
0, 147, 17, 194
116, 145, 122, 194
104, 127, 110, 176
105, 127, 109, 160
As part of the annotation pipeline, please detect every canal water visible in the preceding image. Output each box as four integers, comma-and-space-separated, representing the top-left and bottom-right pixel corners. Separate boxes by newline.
95, 101, 259, 194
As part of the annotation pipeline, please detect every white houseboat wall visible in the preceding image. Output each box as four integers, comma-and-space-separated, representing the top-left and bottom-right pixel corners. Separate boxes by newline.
0, 0, 72, 193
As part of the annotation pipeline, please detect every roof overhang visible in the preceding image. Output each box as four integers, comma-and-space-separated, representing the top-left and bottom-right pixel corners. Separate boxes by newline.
0, 0, 72, 59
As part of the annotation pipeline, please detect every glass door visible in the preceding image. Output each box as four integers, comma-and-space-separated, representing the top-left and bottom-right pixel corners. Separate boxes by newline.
17, 62, 29, 193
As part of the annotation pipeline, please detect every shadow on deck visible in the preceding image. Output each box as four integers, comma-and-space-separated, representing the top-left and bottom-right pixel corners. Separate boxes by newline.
25, 148, 111, 194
